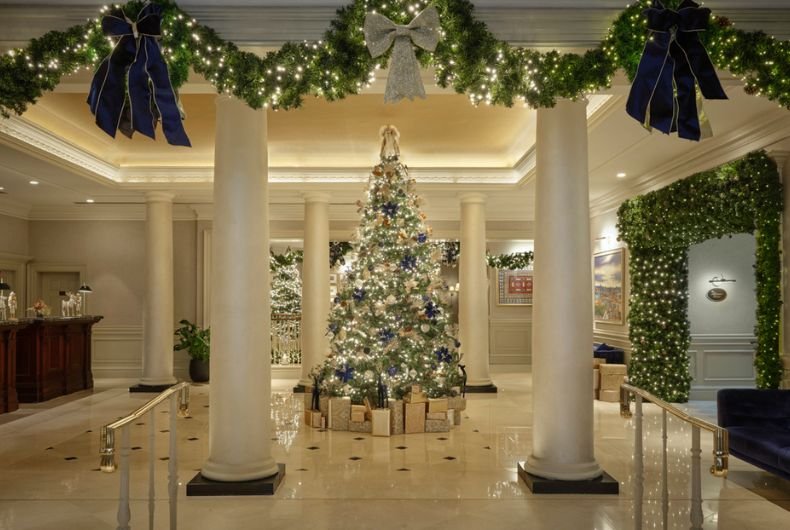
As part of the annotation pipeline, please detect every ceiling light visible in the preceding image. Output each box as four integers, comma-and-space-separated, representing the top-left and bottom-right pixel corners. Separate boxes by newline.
0, 186, 4, 190
86, 199, 95, 203
29, 180, 39, 185
616, 172, 627, 179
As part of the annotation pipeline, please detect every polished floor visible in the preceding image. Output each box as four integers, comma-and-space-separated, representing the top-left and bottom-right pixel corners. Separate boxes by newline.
0, 373, 788, 529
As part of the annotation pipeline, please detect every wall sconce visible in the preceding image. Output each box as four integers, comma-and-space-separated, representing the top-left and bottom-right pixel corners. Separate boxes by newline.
708, 275, 736, 287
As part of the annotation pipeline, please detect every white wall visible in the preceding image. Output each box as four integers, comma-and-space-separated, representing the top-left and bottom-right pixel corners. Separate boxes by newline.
687, 233, 757, 398
27, 219, 198, 379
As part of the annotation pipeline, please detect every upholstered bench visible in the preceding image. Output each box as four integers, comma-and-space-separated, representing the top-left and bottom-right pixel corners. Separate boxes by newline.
717, 389, 790, 480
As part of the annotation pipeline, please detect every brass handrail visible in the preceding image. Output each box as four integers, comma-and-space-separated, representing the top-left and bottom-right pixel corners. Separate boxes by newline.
100, 382, 190, 472
620, 383, 729, 477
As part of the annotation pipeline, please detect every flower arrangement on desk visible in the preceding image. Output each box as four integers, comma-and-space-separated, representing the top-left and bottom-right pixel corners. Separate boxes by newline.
28, 299, 51, 317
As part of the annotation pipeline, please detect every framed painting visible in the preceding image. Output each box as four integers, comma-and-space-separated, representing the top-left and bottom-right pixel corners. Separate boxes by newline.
594, 248, 625, 324
497, 269, 533, 306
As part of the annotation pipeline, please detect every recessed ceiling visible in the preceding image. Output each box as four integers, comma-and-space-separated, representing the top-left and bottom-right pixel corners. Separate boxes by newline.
23, 92, 535, 169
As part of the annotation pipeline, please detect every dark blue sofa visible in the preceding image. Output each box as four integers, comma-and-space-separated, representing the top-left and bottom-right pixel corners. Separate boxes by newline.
717, 389, 790, 480
593, 343, 625, 365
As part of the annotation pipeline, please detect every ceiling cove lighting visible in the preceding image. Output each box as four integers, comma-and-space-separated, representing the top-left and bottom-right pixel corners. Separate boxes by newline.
86, 199, 95, 203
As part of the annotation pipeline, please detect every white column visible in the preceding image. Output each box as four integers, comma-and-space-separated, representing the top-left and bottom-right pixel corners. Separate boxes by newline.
201, 95, 279, 481
524, 98, 602, 480
299, 193, 331, 388
140, 191, 176, 387
458, 193, 494, 390
779, 153, 790, 389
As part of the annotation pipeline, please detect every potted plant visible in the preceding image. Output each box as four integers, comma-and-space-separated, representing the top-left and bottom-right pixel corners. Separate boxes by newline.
174, 319, 210, 383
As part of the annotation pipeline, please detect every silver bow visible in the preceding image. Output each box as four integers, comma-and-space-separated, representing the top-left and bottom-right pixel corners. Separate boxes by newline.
364, 6, 441, 103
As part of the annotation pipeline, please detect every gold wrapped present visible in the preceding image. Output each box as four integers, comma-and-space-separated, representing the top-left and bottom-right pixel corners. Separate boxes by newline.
428, 398, 448, 413
405, 402, 426, 434
372, 409, 391, 437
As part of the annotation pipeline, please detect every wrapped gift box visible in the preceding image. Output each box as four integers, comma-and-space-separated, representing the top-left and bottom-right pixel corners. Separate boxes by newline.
446, 408, 455, 426
372, 409, 391, 437
389, 400, 404, 435
351, 406, 366, 423
405, 402, 426, 434
428, 398, 448, 413
599, 364, 627, 376
319, 395, 329, 418
329, 397, 351, 431
427, 411, 447, 420
311, 411, 323, 428
349, 420, 373, 433
600, 373, 626, 391
599, 389, 620, 403
425, 418, 450, 433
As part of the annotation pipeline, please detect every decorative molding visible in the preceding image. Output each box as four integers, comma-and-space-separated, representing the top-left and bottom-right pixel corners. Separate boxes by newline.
589, 111, 790, 217
0, 116, 120, 183
26, 203, 198, 221
0, 196, 32, 219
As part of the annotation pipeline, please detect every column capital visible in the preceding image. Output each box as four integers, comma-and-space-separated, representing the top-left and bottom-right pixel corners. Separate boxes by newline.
302, 192, 331, 204
459, 192, 487, 204
145, 191, 175, 203
768, 149, 790, 172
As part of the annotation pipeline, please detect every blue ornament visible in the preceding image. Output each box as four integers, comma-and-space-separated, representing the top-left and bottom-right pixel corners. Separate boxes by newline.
455, 340, 461, 348
333, 296, 341, 304
328, 322, 340, 335
417, 233, 428, 244
401, 254, 417, 270
435, 347, 452, 363
353, 288, 366, 302
382, 202, 399, 217
379, 328, 395, 344
387, 366, 398, 377
335, 365, 355, 383
424, 302, 440, 319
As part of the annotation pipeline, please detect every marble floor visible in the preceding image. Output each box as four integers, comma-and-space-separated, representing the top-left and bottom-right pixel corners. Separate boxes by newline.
0, 373, 788, 529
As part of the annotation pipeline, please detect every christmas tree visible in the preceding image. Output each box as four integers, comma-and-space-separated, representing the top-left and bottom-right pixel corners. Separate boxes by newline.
318, 126, 462, 405
270, 249, 302, 315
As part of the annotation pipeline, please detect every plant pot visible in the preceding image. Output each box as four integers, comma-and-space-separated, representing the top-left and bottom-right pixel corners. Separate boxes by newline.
189, 358, 210, 383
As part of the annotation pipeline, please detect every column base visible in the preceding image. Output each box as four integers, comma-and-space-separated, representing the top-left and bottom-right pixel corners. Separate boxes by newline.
129, 383, 178, 393
464, 383, 498, 394
187, 464, 285, 496
518, 462, 618, 494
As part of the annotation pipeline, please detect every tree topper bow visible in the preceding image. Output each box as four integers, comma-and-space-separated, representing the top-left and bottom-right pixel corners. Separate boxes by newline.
364, 6, 441, 103
87, 3, 191, 146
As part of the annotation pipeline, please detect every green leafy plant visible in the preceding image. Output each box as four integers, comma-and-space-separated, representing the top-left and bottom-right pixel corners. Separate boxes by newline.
174, 319, 210, 362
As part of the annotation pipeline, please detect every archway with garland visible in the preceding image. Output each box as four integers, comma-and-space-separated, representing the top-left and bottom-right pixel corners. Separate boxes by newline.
617, 151, 783, 402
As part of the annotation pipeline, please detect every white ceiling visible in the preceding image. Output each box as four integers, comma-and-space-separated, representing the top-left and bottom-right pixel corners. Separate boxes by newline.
0, 1, 789, 225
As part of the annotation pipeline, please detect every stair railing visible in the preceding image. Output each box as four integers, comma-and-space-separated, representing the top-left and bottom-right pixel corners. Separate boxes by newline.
99, 382, 191, 530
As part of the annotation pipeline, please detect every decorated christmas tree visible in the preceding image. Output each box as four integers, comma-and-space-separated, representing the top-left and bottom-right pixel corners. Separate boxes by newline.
270, 250, 302, 315
318, 126, 462, 405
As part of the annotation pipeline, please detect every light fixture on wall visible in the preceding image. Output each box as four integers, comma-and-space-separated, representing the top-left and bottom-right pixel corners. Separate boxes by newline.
78, 283, 93, 316
708, 275, 736, 286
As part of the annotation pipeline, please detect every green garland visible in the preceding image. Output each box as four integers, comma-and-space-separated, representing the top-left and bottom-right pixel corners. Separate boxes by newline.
486, 252, 534, 270
2, 0, 789, 118
618, 151, 782, 402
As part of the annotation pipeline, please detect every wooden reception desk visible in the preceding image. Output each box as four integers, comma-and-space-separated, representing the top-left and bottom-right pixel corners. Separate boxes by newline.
14, 316, 103, 403
1, 320, 29, 413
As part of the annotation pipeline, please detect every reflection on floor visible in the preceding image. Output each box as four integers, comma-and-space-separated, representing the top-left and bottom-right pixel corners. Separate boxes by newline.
0, 373, 788, 529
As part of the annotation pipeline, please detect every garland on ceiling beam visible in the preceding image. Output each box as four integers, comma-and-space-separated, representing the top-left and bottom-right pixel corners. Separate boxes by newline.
1, 0, 789, 121
617, 151, 782, 403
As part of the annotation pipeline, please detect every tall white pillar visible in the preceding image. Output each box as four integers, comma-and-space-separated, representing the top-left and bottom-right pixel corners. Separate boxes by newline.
778, 152, 790, 389
459, 193, 495, 391
139, 191, 176, 388
299, 193, 331, 389
201, 95, 279, 482
524, 99, 602, 481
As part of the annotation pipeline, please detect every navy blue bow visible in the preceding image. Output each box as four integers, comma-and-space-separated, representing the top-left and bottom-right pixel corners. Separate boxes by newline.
335, 365, 355, 383
87, 4, 191, 146
625, 0, 727, 141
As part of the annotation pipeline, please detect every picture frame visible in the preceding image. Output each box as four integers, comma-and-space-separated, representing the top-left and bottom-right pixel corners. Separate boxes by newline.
497, 269, 533, 306
593, 248, 625, 324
